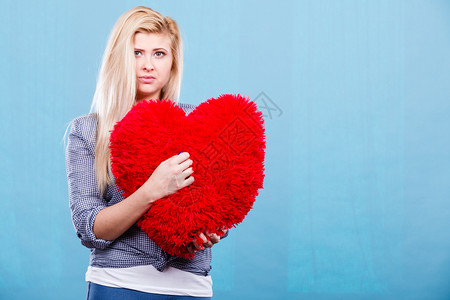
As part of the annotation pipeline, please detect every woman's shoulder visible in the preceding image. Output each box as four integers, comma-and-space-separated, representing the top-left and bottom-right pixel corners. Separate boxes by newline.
71, 112, 97, 126
68, 113, 98, 144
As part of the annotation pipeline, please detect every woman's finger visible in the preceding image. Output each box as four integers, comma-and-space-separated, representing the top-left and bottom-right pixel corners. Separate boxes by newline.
174, 152, 190, 165
191, 236, 203, 250
206, 231, 220, 244
178, 159, 193, 174
187, 243, 197, 255
198, 232, 213, 248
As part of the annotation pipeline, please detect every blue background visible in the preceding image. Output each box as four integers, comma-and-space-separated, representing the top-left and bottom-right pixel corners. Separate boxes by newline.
1, 0, 450, 299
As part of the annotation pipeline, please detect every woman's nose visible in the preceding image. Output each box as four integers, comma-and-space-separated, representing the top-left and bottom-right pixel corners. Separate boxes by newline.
142, 56, 154, 71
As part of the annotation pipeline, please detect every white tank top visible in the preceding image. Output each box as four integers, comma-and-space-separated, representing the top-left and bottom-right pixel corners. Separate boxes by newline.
86, 264, 213, 297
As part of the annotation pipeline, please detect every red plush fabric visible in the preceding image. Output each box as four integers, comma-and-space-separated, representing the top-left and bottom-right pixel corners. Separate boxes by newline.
109, 94, 266, 259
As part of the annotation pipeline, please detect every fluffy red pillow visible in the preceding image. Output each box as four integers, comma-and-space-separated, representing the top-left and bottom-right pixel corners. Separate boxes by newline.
110, 94, 266, 259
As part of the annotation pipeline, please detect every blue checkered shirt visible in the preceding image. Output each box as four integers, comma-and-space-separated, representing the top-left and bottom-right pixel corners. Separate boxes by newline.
65, 102, 224, 276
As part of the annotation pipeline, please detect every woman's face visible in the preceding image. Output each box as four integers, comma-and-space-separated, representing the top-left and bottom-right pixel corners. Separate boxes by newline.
134, 32, 173, 102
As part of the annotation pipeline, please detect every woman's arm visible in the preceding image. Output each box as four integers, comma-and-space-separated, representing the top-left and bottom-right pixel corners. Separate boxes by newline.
92, 184, 156, 241
93, 152, 195, 241
66, 116, 194, 245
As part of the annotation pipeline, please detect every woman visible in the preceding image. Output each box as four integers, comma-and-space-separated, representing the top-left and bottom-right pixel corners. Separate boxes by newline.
66, 6, 226, 299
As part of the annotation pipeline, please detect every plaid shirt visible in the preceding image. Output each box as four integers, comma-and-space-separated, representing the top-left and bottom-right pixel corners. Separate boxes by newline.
65, 102, 221, 276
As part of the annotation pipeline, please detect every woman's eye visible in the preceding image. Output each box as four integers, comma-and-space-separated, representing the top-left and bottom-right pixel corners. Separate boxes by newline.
155, 51, 165, 58
134, 50, 142, 56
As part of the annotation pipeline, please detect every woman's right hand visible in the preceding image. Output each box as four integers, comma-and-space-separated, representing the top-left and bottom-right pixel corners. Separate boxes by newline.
143, 151, 194, 203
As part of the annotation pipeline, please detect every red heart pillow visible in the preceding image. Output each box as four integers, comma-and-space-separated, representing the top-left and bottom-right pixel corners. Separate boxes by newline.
110, 94, 266, 259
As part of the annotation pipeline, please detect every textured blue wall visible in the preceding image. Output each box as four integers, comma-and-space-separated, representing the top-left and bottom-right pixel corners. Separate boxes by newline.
1, 1, 449, 299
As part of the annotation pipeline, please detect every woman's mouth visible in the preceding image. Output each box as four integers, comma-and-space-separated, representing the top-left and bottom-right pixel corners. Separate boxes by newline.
139, 76, 155, 84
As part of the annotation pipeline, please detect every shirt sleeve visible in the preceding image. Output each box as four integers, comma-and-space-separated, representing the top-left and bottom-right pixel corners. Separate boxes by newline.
65, 116, 113, 250
221, 229, 229, 239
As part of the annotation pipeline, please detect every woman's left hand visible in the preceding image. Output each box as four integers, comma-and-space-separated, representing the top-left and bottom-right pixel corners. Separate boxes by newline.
187, 229, 227, 255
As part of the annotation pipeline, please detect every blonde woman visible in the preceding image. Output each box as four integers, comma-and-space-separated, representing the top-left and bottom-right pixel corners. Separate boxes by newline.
66, 6, 226, 299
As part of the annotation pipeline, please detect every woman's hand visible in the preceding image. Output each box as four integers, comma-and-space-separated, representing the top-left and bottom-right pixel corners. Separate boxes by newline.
187, 229, 228, 255
142, 151, 194, 203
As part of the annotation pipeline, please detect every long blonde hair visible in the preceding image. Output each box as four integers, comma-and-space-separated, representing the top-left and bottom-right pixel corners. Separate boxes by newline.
91, 6, 183, 195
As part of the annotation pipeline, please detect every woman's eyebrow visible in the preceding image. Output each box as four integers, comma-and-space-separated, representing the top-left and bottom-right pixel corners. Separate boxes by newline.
134, 47, 168, 51
153, 47, 168, 51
